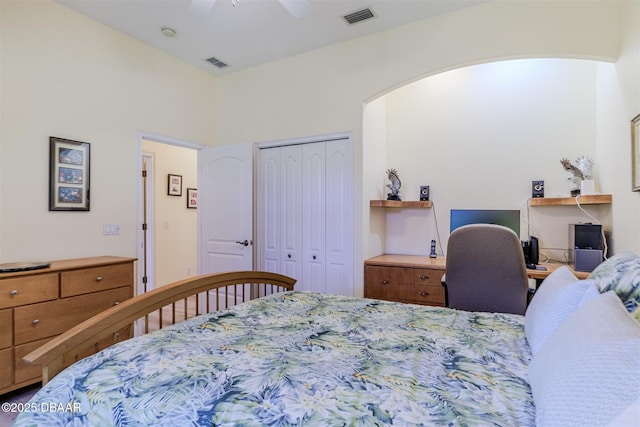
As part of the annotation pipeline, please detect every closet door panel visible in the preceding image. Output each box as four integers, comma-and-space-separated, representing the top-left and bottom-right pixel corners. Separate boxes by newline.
260, 148, 281, 274
302, 143, 326, 293
324, 139, 354, 296
280, 145, 303, 282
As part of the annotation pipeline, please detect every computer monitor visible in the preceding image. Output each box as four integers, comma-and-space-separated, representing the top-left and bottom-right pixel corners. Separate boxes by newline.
450, 209, 520, 236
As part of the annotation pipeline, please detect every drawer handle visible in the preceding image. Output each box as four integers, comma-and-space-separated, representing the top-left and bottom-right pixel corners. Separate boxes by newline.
417, 291, 430, 297
96, 276, 103, 282
379, 280, 390, 285
32, 319, 40, 325
10, 289, 18, 296
418, 275, 430, 280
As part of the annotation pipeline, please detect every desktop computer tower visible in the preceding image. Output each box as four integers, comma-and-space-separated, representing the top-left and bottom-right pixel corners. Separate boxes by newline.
568, 224, 603, 272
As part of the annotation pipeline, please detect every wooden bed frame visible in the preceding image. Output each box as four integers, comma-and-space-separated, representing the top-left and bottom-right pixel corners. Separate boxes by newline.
23, 270, 296, 384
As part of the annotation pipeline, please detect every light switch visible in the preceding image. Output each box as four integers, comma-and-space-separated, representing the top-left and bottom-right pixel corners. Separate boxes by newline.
103, 224, 121, 235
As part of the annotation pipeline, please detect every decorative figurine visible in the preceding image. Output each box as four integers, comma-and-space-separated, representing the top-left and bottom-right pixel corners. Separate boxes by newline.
386, 168, 402, 201
561, 156, 594, 196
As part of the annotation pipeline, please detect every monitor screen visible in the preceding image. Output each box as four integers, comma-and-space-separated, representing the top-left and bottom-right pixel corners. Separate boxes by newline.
450, 209, 520, 236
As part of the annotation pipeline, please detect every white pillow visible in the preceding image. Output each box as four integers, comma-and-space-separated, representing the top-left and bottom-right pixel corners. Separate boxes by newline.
607, 399, 640, 426
525, 266, 592, 354
528, 291, 640, 427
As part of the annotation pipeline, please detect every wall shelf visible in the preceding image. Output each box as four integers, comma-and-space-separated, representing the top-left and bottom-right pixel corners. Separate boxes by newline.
370, 200, 433, 208
529, 194, 612, 206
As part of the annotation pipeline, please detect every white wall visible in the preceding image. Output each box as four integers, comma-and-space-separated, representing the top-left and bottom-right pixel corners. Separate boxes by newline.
211, 0, 632, 294
1, 1, 637, 297
380, 59, 609, 261
142, 140, 198, 287
0, 0, 217, 262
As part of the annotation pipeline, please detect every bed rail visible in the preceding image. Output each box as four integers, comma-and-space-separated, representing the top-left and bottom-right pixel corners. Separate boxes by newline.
23, 270, 296, 384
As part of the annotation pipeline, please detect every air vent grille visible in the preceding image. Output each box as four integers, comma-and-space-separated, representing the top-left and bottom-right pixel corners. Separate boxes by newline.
205, 56, 229, 69
344, 8, 375, 25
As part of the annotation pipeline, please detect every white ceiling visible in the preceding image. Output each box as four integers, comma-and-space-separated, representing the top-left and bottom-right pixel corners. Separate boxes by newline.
56, 0, 485, 76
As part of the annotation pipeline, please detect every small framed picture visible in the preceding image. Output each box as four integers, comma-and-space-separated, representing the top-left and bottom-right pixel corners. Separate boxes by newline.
632, 114, 640, 191
187, 188, 198, 209
49, 137, 90, 211
168, 174, 182, 196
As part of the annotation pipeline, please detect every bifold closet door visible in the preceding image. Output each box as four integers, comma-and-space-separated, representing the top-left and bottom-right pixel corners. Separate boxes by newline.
259, 138, 353, 296
302, 142, 326, 292
323, 139, 353, 295
259, 145, 302, 282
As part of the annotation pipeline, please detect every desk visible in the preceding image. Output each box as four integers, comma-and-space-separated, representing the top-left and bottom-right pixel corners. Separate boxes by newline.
526, 262, 590, 282
364, 255, 589, 306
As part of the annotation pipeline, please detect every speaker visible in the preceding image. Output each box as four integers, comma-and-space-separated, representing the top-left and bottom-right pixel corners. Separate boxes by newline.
529, 236, 539, 265
420, 186, 430, 201
532, 180, 544, 198
569, 224, 603, 272
522, 236, 539, 267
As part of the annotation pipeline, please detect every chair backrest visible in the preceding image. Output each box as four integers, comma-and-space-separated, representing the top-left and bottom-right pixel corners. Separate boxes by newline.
445, 223, 529, 315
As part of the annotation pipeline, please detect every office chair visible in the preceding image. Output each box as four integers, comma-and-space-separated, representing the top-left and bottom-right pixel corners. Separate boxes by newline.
443, 223, 529, 315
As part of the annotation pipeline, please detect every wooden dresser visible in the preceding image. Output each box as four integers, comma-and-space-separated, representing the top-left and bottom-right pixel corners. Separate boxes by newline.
364, 255, 446, 307
0, 256, 136, 395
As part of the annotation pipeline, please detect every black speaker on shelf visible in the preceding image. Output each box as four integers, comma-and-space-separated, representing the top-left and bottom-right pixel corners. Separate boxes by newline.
532, 180, 544, 198
420, 186, 430, 201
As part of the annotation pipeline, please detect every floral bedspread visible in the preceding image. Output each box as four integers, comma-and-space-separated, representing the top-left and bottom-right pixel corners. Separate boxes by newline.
14, 292, 535, 426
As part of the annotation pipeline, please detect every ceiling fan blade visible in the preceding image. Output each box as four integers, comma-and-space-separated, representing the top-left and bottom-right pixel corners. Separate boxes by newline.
278, 0, 311, 18
189, 0, 217, 15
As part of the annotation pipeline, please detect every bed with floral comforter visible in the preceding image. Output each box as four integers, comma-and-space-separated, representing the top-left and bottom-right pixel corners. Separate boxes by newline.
13, 291, 534, 426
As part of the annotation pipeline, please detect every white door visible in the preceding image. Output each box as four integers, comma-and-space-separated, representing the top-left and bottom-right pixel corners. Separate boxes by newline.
302, 142, 326, 292
257, 135, 354, 296
324, 139, 353, 295
199, 142, 253, 274
280, 145, 303, 281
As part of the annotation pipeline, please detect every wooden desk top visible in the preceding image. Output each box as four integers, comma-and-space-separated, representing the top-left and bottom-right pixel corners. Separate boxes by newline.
365, 254, 446, 270
365, 254, 590, 280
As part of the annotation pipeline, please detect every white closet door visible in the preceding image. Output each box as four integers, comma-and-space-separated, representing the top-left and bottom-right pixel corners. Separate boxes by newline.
325, 139, 353, 296
280, 145, 303, 282
258, 135, 353, 296
302, 142, 326, 293
259, 147, 281, 274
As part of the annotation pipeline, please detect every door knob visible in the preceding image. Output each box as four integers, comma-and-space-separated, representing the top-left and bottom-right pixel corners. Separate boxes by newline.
235, 240, 249, 247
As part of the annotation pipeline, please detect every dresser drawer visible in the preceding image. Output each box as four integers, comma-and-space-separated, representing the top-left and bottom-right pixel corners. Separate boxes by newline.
0, 273, 58, 309
14, 286, 131, 345
61, 263, 133, 297
14, 337, 52, 384
0, 309, 12, 349
0, 348, 12, 388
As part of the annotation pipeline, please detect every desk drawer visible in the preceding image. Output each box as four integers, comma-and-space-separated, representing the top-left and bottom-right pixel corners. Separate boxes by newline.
364, 265, 405, 300
61, 263, 133, 297
412, 268, 445, 286
0, 274, 58, 309
398, 284, 446, 306
14, 286, 131, 345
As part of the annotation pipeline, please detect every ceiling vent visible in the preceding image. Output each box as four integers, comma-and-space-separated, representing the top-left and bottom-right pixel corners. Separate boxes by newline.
343, 8, 375, 25
205, 56, 229, 69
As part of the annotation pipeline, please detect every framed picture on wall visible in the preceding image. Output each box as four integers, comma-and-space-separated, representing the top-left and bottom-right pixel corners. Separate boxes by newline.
49, 137, 90, 211
187, 188, 198, 209
168, 174, 182, 196
632, 114, 640, 191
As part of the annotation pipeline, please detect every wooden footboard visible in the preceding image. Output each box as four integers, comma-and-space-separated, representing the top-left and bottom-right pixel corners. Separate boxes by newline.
23, 270, 296, 384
